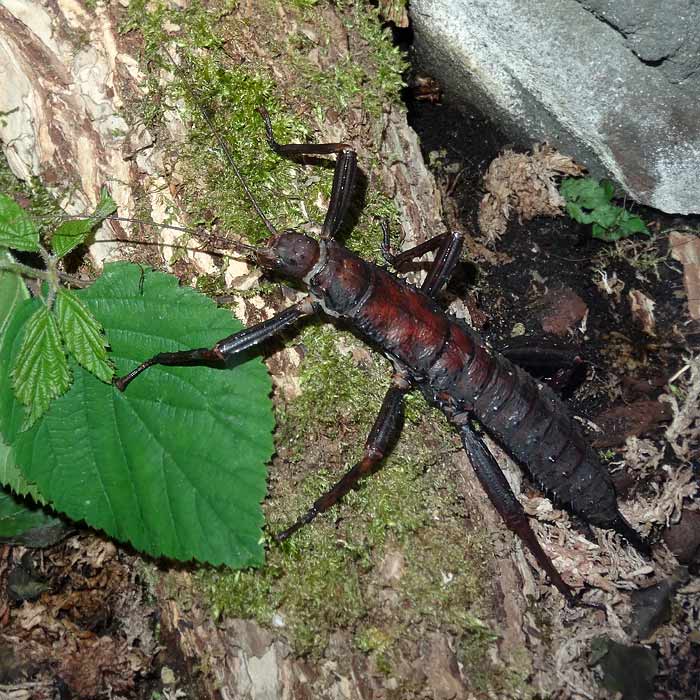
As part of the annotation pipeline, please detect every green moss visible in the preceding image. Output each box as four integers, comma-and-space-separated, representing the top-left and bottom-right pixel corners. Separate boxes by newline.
176, 61, 318, 244
400, 521, 490, 630
355, 625, 394, 654
198, 325, 454, 655
289, 2, 406, 118
354, 626, 396, 675
345, 3, 407, 114
120, 1, 323, 246
460, 636, 535, 697
344, 189, 401, 263
198, 316, 496, 661
119, 0, 408, 268
194, 271, 228, 297
288, 325, 390, 432
201, 527, 367, 655
204, 565, 278, 624
268, 324, 433, 547
286, 0, 321, 9
458, 630, 522, 696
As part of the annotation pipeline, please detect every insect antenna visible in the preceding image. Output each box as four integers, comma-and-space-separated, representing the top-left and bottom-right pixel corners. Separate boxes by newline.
104, 215, 258, 258
164, 49, 279, 238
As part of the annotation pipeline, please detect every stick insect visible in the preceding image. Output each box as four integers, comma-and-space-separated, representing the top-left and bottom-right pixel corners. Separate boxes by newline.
113, 58, 650, 605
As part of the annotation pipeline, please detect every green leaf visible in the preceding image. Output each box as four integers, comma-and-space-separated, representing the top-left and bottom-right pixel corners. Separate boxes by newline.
0, 434, 46, 502
619, 214, 650, 237
51, 188, 117, 257
0, 263, 274, 567
600, 179, 616, 202
11, 304, 71, 430
56, 289, 114, 383
0, 259, 30, 346
51, 219, 95, 258
561, 177, 648, 242
565, 201, 595, 225
0, 193, 39, 251
0, 267, 42, 501
589, 203, 621, 229
561, 177, 614, 211
591, 223, 617, 241
93, 187, 118, 220
558, 177, 579, 200
0, 300, 38, 449
0, 484, 67, 546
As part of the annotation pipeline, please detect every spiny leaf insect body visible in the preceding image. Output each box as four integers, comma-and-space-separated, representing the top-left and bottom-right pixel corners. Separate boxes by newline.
113, 52, 651, 606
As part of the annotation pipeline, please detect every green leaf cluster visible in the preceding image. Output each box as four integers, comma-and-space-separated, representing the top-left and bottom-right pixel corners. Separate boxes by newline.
0, 190, 274, 568
0, 189, 116, 428
560, 177, 649, 241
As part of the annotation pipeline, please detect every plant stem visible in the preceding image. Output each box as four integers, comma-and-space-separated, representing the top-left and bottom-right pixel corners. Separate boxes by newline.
0, 255, 52, 282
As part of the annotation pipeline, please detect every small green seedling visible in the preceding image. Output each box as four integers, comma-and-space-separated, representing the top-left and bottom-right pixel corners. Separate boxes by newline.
560, 177, 649, 242
0, 188, 117, 430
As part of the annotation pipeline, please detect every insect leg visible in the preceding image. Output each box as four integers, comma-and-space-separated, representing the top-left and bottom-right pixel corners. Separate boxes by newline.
380, 222, 446, 268
258, 107, 357, 240
421, 230, 464, 298
499, 341, 587, 396
114, 298, 318, 391
275, 375, 410, 542
381, 225, 464, 297
459, 420, 578, 606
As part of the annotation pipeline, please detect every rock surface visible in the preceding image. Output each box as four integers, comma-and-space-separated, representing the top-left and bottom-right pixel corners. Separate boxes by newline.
411, 0, 700, 214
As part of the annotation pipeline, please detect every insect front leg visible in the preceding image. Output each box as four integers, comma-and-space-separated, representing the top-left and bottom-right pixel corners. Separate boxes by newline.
458, 419, 578, 606
114, 298, 318, 391
276, 373, 411, 541
258, 107, 357, 240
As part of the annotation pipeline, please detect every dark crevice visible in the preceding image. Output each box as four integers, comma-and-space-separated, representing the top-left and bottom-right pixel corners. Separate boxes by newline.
577, 5, 629, 40
637, 54, 670, 67
405, 76, 507, 233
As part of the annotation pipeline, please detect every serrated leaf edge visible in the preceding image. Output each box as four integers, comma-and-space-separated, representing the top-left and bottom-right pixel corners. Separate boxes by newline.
11, 305, 71, 429
56, 289, 114, 383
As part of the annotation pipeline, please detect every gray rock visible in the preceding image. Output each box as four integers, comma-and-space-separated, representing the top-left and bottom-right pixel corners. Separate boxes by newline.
576, 1, 700, 84
627, 568, 690, 642
411, 0, 700, 214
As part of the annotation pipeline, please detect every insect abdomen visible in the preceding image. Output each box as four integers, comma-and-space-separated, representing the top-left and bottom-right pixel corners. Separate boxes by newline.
310, 242, 451, 370
310, 241, 633, 539
471, 353, 622, 525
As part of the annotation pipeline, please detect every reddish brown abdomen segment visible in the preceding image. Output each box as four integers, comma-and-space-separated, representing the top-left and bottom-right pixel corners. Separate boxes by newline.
309, 242, 641, 545
352, 269, 450, 369
310, 242, 451, 371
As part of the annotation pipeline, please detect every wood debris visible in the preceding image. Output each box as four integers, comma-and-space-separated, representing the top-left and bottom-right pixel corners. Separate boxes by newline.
478, 144, 585, 244
669, 230, 700, 320
628, 289, 656, 336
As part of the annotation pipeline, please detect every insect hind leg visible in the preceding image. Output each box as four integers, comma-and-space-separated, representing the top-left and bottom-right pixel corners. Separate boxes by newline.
459, 419, 578, 606
275, 375, 410, 542
499, 341, 587, 398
